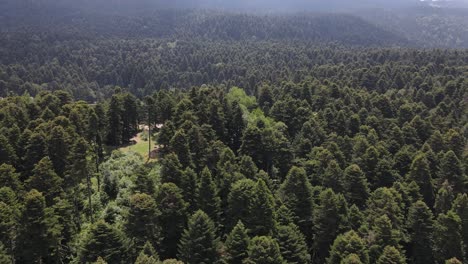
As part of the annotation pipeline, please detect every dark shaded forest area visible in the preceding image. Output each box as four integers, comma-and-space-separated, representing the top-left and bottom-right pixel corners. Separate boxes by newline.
0, 5, 467, 264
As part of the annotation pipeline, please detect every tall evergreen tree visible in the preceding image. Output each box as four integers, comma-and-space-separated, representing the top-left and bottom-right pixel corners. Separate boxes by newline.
251, 179, 276, 236
245, 236, 285, 264
376, 246, 406, 264
27, 156, 63, 205
126, 193, 160, 251
47, 125, 70, 176
197, 167, 221, 224
452, 194, 468, 262
160, 153, 185, 187
438, 151, 465, 194
224, 221, 249, 264
313, 188, 347, 263
343, 164, 370, 208
408, 154, 435, 207
16, 190, 49, 263
278, 166, 314, 241
22, 132, 47, 173
406, 200, 434, 264
433, 210, 463, 263
327, 230, 369, 264
276, 223, 310, 264
155, 183, 188, 259
178, 210, 219, 264
170, 130, 193, 168
81, 220, 128, 263
0, 164, 22, 193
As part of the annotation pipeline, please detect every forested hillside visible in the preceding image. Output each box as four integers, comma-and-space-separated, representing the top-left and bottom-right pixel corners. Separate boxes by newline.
1, 4, 468, 264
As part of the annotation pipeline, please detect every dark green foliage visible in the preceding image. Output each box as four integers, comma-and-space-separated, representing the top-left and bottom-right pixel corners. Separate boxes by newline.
408, 154, 435, 207
155, 183, 188, 259
0, 135, 17, 166
0, 164, 22, 192
160, 153, 185, 187
438, 151, 465, 193
224, 221, 249, 264
279, 167, 314, 241
0, 10, 467, 264
276, 223, 310, 264
327, 230, 369, 264
81, 220, 128, 263
0, 243, 12, 264
343, 164, 369, 208
245, 236, 285, 264
197, 167, 221, 224
178, 210, 219, 264
16, 190, 49, 263
126, 193, 160, 251
170, 130, 193, 168
452, 194, 468, 262
312, 188, 347, 263
406, 200, 434, 264
433, 211, 463, 263
27, 156, 63, 205
376, 246, 406, 264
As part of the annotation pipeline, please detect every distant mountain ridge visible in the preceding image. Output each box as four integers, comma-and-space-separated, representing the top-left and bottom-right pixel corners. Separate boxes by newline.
1, 1, 468, 48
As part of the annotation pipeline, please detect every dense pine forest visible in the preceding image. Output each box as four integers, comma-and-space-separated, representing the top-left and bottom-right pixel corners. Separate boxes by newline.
1, 2, 468, 264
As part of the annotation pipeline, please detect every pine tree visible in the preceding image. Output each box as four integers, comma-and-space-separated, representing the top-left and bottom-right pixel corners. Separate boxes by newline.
126, 193, 160, 251
197, 167, 221, 224
452, 194, 468, 262
81, 220, 127, 263
187, 124, 209, 172
276, 223, 310, 264
27, 156, 63, 205
327, 230, 369, 264
366, 187, 404, 231
408, 154, 435, 207
368, 215, 402, 263
155, 183, 188, 259
224, 221, 249, 264
183, 167, 198, 213
251, 179, 276, 236
178, 210, 219, 264
16, 190, 49, 263
158, 120, 175, 153
22, 132, 47, 173
170, 130, 193, 168
279, 166, 314, 241
0, 134, 17, 166
228, 179, 258, 232
434, 211, 463, 263
133, 167, 156, 196
376, 246, 406, 264
343, 164, 370, 208
160, 153, 185, 187
226, 101, 245, 152
238, 155, 258, 180
94, 256, 108, 264
47, 125, 70, 176
434, 181, 455, 215
340, 254, 363, 264
438, 151, 465, 194
312, 188, 346, 263
106, 94, 123, 146
322, 160, 344, 193
0, 164, 22, 192
0, 242, 12, 264
406, 200, 434, 264
245, 236, 285, 264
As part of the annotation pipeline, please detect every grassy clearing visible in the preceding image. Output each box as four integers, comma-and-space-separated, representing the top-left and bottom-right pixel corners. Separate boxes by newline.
119, 132, 155, 160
